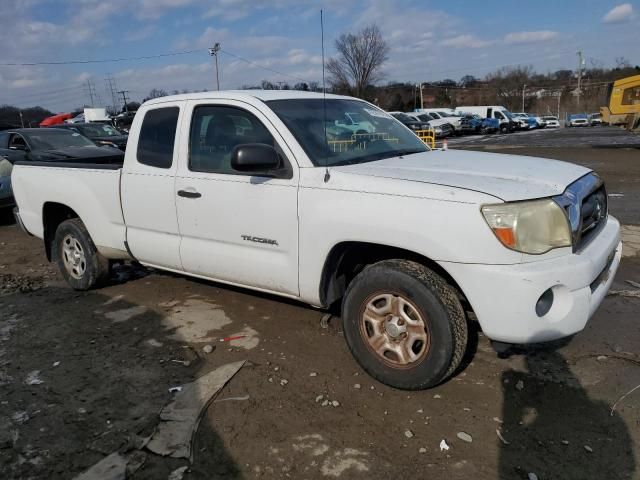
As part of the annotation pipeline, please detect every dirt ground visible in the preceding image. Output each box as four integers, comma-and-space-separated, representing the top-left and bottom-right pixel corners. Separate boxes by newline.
1, 144, 639, 480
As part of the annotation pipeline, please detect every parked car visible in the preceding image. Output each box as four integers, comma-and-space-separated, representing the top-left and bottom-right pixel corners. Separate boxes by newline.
458, 113, 484, 133
334, 112, 375, 134
388, 112, 432, 133
541, 116, 560, 128
52, 123, 128, 151
512, 113, 541, 130
407, 112, 455, 137
480, 117, 500, 133
0, 128, 124, 164
12, 91, 621, 390
589, 113, 603, 126
113, 111, 137, 133
0, 155, 13, 210
404, 113, 453, 138
455, 106, 516, 133
39, 113, 74, 127
416, 108, 464, 135
526, 113, 546, 128
567, 114, 589, 127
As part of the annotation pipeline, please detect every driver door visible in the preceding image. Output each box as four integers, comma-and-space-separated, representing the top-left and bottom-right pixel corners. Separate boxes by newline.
175, 100, 300, 296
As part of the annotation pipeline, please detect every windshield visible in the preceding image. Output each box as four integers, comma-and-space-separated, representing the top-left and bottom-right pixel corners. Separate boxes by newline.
417, 114, 433, 122
25, 130, 95, 150
267, 99, 428, 167
542, 116, 557, 121
391, 112, 414, 123
436, 111, 451, 117
77, 124, 122, 137
504, 111, 514, 119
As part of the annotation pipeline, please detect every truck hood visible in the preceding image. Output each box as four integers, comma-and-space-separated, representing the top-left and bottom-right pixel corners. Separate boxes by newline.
333, 150, 591, 202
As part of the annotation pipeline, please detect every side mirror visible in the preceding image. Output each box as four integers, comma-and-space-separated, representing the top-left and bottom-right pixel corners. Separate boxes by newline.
231, 143, 280, 175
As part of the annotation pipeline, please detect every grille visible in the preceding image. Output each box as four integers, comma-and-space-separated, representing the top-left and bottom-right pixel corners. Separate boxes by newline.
577, 185, 607, 249
553, 173, 606, 252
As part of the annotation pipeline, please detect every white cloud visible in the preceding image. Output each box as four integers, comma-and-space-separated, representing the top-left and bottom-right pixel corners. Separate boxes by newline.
602, 3, 635, 23
440, 34, 492, 49
504, 30, 559, 45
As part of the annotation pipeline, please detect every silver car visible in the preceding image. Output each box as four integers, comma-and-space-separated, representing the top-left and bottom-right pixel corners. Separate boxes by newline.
0, 156, 13, 210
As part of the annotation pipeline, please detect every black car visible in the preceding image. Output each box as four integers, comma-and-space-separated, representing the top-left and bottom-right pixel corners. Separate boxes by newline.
53, 123, 128, 151
0, 128, 124, 164
389, 112, 431, 132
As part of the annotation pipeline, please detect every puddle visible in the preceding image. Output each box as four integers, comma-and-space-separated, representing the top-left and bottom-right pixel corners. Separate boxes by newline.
104, 306, 148, 323
269, 434, 370, 478
164, 299, 232, 342
228, 326, 260, 350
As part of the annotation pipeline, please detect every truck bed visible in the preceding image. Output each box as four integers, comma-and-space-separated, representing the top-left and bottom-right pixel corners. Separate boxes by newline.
11, 162, 127, 258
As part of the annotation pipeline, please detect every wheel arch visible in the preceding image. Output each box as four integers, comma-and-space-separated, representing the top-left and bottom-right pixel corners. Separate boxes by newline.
319, 241, 466, 309
42, 202, 80, 261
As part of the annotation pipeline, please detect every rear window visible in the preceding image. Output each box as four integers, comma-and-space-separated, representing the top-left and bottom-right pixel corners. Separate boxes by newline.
137, 107, 179, 169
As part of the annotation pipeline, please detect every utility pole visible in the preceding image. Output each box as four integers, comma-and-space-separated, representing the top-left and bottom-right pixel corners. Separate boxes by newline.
19, 110, 24, 128
105, 75, 119, 112
208, 43, 221, 91
521, 84, 526, 112
418, 83, 424, 110
576, 50, 584, 111
557, 91, 562, 119
117, 90, 130, 112
85, 80, 96, 106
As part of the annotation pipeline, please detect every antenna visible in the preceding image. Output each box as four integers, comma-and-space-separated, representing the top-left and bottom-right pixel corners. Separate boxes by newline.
321, 10, 330, 183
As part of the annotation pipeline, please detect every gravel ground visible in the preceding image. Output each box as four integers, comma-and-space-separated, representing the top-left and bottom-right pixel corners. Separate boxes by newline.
0, 142, 639, 480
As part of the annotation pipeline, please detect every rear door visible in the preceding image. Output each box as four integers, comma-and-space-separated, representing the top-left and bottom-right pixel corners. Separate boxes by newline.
120, 102, 184, 270
174, 99, 299, 295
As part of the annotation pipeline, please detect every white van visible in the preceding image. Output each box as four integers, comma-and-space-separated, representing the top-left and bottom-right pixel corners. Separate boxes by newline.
455, 106, 516, 133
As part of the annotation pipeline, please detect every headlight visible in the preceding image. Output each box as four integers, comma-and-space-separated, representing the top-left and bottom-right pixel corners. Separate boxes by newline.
481, 199, 571, 254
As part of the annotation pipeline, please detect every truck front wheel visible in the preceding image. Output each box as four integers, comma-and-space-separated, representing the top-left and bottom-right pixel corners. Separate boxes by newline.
53, 218, 109, 290
342, 260, 468, 390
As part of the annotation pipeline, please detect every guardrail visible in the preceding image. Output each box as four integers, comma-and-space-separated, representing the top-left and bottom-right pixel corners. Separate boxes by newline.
415, 129, 436, 149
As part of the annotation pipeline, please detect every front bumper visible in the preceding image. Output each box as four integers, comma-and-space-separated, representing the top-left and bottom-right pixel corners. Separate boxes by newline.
441, 216, 621, 344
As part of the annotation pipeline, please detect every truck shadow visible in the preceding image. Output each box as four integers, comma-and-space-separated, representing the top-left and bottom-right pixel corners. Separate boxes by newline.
0, 207, 15, 226
498, 345, 636, 479
0, 286, 242, 479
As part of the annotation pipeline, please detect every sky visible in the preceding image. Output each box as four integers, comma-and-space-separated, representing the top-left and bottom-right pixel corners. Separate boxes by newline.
0, 0, 637, 112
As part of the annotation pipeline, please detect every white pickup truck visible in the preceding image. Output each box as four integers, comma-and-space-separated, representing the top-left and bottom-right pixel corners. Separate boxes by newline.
12, 91, 621, 390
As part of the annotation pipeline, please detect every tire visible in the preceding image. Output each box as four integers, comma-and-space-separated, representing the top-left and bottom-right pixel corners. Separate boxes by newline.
53, 218, 109, 290
499, 124, 508, 134
341, 260, 468, 390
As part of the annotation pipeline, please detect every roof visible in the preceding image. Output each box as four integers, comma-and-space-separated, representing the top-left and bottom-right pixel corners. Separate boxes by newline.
143, 89, 352, 106
4, 128, 72, 134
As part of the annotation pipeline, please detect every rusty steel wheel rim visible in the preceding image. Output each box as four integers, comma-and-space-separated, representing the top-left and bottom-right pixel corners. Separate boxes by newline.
359, 292, 430, 369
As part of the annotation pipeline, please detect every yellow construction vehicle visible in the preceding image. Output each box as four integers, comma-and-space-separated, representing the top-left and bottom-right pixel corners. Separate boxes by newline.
600, 74, 640, 131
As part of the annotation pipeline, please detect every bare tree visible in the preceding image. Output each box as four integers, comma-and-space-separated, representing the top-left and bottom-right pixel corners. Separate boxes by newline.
326, 24, 389, 98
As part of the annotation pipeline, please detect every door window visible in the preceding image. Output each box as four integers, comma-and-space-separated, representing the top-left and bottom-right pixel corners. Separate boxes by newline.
137, 107, 179, 169
9, 134, 27, 150
189, 105, 277, 174
494, 111, 505, 120
622, 86, 640, 105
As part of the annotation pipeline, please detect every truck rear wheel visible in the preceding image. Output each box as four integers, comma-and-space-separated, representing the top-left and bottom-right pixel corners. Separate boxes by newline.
53, 218, 109, 290
342, 260, 467, 390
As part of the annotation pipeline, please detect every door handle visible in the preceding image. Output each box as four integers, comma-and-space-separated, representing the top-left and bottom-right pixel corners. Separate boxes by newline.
177, 189, 202, 199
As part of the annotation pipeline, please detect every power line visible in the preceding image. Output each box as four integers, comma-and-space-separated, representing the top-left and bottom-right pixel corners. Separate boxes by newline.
0, 49, 204, 66
220, 49, 309, 84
